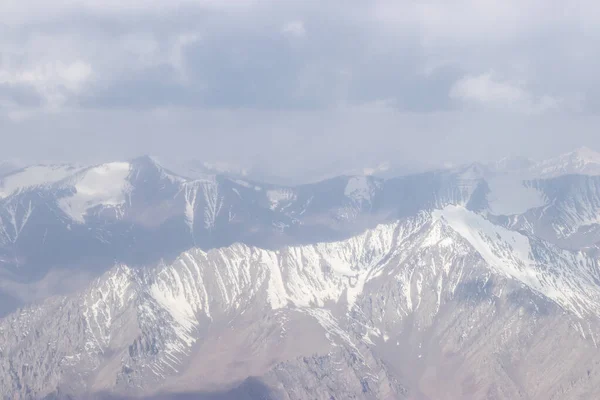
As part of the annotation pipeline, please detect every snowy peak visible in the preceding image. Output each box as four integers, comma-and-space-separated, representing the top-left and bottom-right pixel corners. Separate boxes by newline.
433, 205, 600, 317
129, 154, 162, 171
450, 147, 600, 180
58, 156, 189, 223
566, 146, 600, 163
460, 147, 600, 179
530, 146, 600, 178
130, 154, 176, 174
129, 155, 187, 185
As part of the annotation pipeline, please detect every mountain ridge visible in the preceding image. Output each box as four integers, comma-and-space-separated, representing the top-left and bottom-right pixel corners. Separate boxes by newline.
2, 205, 600, 398
1, 148, 600, 314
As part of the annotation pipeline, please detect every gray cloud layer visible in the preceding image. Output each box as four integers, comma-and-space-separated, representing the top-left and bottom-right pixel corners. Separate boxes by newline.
1, 0, 599, 179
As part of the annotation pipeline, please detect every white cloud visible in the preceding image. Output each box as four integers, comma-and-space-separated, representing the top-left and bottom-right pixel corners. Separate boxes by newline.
0, 60, 92, 109
0, 0, 257, 25
373, 0, 600, 44
170, 33, 201, 80
282, 21, 306, 37
449, 72, 563, 114
0, 0, 596, 115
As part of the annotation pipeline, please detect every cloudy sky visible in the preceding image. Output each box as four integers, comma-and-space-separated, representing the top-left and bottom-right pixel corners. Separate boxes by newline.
1, 0, 600, 180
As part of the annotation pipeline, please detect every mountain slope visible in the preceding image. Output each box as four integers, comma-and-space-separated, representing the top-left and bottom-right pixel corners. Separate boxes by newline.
497, 175, 600, 249
2, 206, 600, 399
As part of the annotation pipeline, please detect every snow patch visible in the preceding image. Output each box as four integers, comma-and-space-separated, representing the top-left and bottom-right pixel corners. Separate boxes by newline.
344, 176, 376, 203
59, 162, 132, 223
266, 189, 296, 210
183, 183, 199, 233
232, 179, 261, 191
261, 251, 289, 309
0, 165, 81, 198
199, 180, 223, 229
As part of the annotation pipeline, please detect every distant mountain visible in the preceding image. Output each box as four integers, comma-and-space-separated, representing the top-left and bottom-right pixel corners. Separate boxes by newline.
480, 147, 600, 179
529, 146, 600, 178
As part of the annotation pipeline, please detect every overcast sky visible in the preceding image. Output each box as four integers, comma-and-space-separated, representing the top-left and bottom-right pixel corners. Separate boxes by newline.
1, 0, 600, 180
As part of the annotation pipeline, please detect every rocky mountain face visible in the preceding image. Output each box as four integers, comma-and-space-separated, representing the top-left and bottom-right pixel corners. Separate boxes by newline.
2, 148, 600, 399
2, 205, 600, 399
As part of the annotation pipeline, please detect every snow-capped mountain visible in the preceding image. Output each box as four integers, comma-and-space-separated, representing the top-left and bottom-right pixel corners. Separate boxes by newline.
2, 148, 600, 398
482, 147, 600, 179
529, 146, 600, 178
2, 205, 600, 399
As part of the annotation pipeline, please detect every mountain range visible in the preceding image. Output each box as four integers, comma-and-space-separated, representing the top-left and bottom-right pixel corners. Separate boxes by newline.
2, 147, 600, 399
